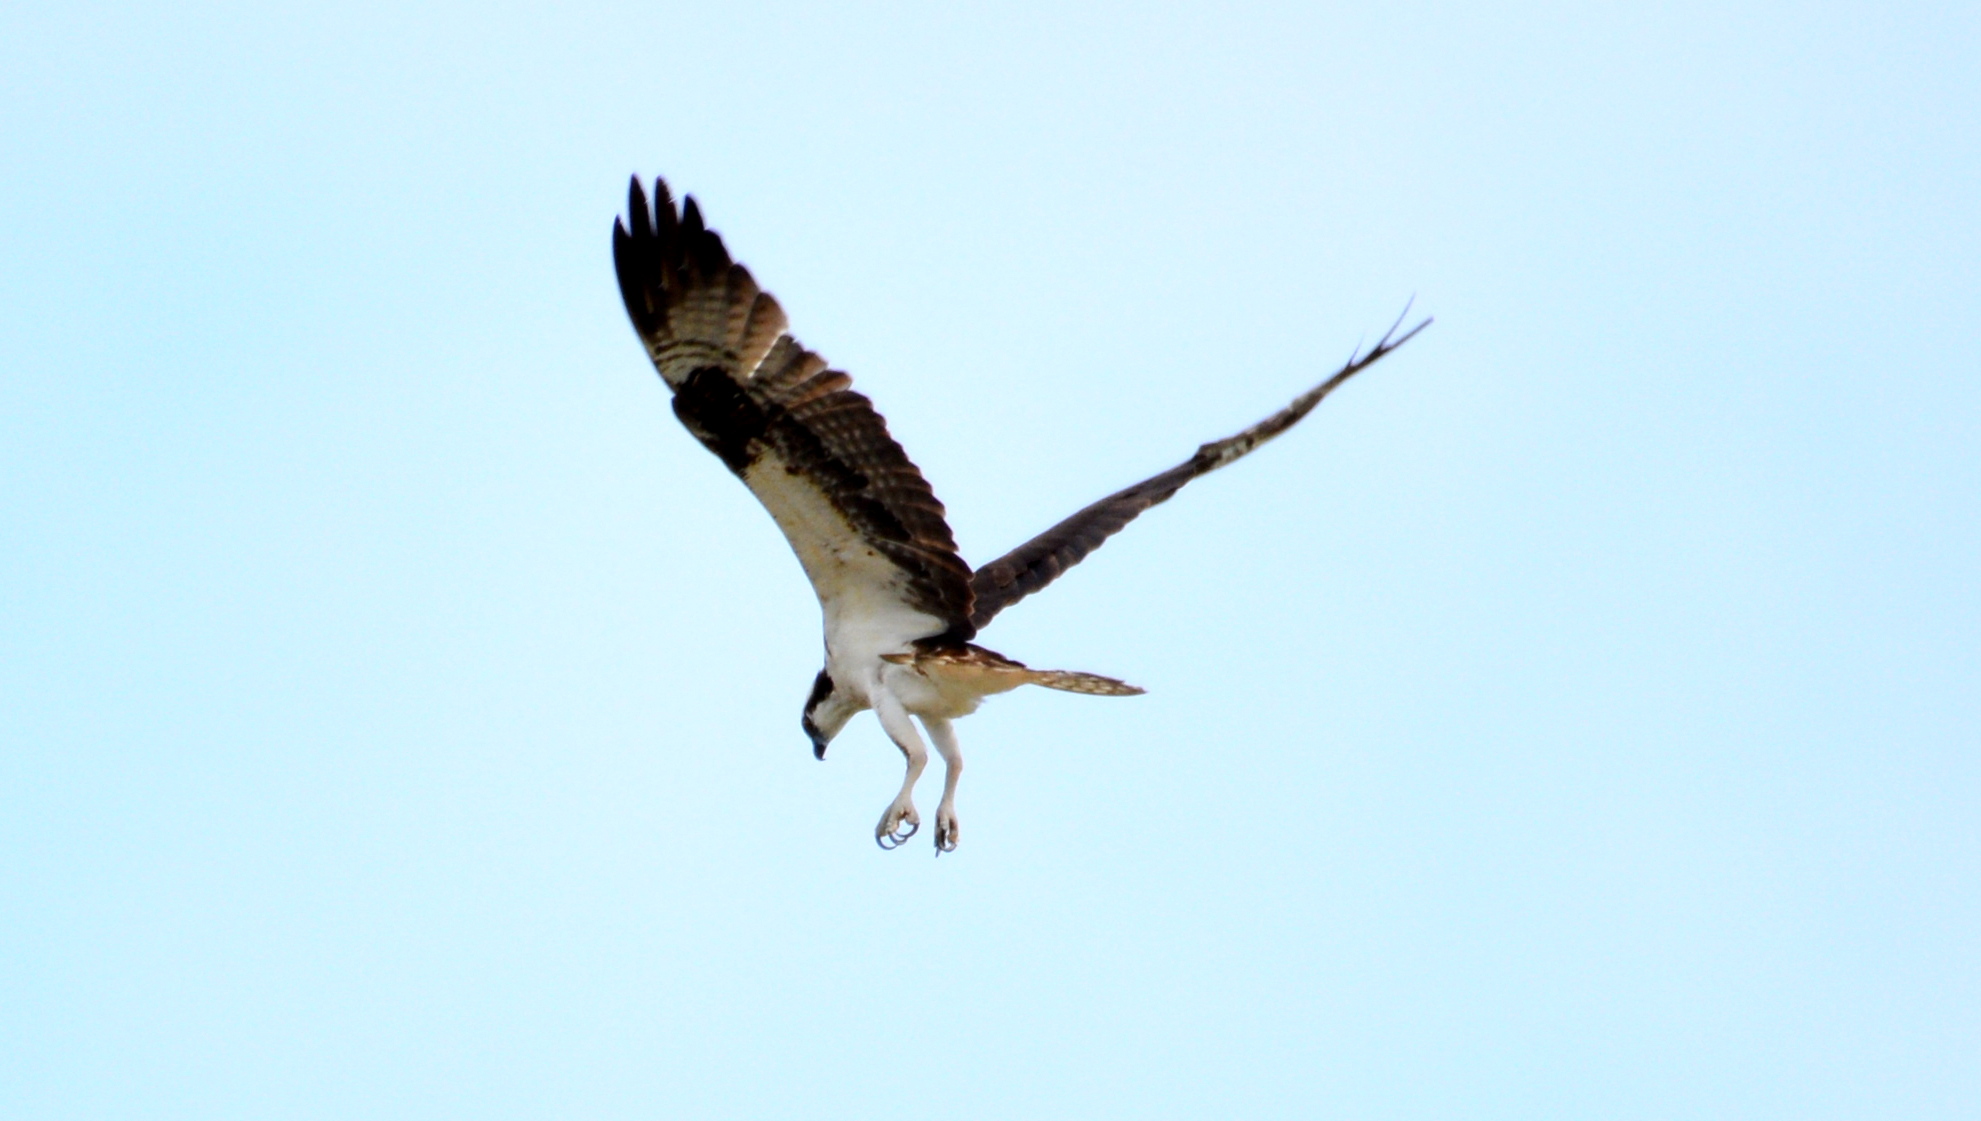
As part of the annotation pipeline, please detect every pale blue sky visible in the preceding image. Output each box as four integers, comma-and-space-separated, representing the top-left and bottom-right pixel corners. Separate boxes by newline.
3, 2, 1976, 1117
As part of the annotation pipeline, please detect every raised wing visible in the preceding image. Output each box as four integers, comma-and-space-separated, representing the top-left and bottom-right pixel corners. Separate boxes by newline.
614, 177, 976, 645
968, 311, 1429, 630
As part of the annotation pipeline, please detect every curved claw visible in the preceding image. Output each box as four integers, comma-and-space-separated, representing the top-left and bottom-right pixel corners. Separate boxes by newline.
875, 798, 920, 850
934, 819, 958, 855
875, 819, 919, 850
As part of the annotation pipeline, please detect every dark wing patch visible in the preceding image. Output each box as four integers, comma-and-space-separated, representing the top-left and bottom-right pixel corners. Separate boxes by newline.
968, 310, 1430, 630
614, 177, 975, 637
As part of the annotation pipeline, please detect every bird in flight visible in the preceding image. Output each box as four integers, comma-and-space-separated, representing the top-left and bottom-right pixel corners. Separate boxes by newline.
612, 176, 1426, 852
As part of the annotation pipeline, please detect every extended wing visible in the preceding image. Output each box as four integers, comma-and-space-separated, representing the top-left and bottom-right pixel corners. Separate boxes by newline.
614, 177, 976, 646
968, 312, 1429, 630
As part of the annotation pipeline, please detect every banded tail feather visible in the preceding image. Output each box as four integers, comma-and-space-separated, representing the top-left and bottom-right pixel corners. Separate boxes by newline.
880, 647, 1143, 698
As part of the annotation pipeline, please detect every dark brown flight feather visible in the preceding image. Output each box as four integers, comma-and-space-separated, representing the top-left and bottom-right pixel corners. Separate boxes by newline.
967, 309, 1429, 630
614, 177, 977, 639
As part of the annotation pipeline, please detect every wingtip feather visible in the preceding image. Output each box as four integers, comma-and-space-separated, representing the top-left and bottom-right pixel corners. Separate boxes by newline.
626, 177, 652, 239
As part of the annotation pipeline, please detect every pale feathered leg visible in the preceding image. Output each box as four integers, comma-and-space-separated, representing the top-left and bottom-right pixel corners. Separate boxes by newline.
922, 716, 963, 853
872, 691, 926, 849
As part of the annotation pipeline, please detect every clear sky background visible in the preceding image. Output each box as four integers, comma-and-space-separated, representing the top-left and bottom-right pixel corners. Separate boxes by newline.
3, 2, 1975, 1117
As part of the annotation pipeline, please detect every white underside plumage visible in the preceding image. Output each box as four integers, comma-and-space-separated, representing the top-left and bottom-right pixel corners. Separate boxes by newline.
739, 447, 949, 687
738, 445, 1127, 851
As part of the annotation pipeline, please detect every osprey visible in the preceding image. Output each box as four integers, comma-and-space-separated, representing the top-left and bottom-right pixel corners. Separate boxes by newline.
613, 176, 1425, 852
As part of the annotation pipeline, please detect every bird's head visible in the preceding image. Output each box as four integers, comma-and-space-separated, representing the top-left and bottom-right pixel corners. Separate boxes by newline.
801, 668, 858, 759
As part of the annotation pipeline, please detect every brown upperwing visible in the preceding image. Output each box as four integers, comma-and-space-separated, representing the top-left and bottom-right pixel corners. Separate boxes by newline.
613, 177, 976, 641
967, 311, 1429, 631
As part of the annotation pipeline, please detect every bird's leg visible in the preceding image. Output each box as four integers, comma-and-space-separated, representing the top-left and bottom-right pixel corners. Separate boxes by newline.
921, 716, 963, 853
871, 691, 926, 849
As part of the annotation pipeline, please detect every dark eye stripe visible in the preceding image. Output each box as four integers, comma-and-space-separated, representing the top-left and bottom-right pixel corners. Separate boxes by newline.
805, 668, 834, 711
